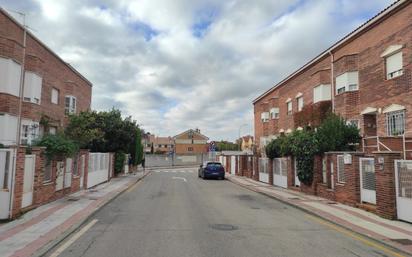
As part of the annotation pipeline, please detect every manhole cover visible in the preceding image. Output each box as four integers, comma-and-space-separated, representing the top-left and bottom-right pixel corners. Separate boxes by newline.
391, 239, 412, 245
209, 224, 238, 231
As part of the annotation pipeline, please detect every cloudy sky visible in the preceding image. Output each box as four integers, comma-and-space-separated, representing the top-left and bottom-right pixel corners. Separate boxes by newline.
1, 0, 394, 141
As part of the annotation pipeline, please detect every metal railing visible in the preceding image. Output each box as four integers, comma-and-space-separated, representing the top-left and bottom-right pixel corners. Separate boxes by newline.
362, 136, 392, 152
403, 131, 412, 160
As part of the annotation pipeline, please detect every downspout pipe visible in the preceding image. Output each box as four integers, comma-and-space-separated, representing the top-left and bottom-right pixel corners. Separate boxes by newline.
329, 51, 335, 112
9, 12, 27, 219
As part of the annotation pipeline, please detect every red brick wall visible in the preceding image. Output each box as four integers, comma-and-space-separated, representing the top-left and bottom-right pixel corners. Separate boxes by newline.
175, 144, 208, 154
0, 10, 92, 139
374, 152, 402, 219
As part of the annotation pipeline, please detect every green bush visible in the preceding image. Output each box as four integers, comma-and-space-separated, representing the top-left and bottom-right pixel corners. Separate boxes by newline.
0, 143, 5, 148
35, 134, 78, 162
114, 151, 126, 174
316, 114, 361, 153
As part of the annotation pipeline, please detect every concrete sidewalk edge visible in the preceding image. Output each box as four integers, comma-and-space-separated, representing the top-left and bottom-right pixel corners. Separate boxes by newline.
227, 176, 412, 257
33, 171, 151, 257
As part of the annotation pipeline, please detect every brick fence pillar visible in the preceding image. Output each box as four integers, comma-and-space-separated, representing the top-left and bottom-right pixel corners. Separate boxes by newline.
373, 151, 402, 220
11, 147, 26, 218
253, 156, 259, 181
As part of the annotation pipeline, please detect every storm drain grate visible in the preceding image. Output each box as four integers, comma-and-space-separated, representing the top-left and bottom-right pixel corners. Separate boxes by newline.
209, 224, 238, 231
327, 202, 338, 205
67, 197, 80, 202
391, 239, 412, 245
288, 197, 301, 200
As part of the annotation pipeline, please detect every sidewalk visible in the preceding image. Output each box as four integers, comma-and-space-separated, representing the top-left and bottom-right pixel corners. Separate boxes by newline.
0, 171, 147, 257
228, 174, 412, 256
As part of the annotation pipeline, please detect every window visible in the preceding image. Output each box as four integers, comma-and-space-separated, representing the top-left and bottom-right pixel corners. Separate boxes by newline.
51, 88, 59, 104
386, 52, 403, 79
0, 114, 18, 146
346, 120, 359, 129
336, 71, 359, 94
65, 96, 77, 114
287, 101, 292, 115
44, 164, 52, 183
261, 112, 269, 122
386, 110, 405, 136
313, 84, 331, 103
20, 120, 40, 145
270, 108, 279, 119
23, 72, 42, 104
297, 97, 304, 111
188, 147, 193, 152
49, 127, 57, 135
337, 155, 345, 183
0, 57, 21, 97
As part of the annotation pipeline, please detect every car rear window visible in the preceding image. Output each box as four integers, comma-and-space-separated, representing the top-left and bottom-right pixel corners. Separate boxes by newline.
207, 163, 222, 168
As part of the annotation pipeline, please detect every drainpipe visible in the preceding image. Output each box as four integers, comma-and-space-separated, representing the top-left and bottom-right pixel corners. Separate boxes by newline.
9, 11, 27, 219
329, 51, 335, 112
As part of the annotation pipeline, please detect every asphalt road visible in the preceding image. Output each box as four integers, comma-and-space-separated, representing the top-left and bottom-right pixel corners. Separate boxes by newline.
47, 167, 406, 257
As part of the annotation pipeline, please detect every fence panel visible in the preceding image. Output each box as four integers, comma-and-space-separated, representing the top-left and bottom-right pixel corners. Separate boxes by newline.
88, 153, 110, 188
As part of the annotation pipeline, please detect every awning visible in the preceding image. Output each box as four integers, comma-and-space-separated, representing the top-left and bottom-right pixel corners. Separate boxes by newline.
295, 92, 303, 98
380, 45, 403, 58
383, 104, 405, 114
360, 107, 377, 115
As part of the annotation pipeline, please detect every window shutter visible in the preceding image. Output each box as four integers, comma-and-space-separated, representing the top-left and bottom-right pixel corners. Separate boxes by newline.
386, 52, 402, 75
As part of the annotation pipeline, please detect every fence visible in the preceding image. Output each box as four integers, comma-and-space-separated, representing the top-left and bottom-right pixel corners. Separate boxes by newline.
146, 153, 216, 168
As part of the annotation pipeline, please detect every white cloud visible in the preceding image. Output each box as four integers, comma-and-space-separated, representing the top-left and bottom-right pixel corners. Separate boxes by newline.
0, 0, 394, 141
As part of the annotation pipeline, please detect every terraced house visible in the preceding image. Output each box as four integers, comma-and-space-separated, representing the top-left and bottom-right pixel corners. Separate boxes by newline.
247, 0, 412, 222
0, 8, 95, 219
254, 0, 412, 158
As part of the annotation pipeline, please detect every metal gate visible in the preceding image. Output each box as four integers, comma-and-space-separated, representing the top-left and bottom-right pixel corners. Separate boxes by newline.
80, 155, 86, 189
230, 156, 236, 175
21, 155, 35, 208
273, 158, 287, 188
258, 158, 269, 183
55, 161, 64, 191
294, 157, 300, 187
395, 160, 412, 222
64, 158, 72, 188
88, 153, 110, 189
0, 149, 13, 219
359, 158, 376, 204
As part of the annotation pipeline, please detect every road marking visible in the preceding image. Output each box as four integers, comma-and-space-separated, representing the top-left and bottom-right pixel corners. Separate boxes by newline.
172, 177, 187, 182
306, 215, 406, 257
49, 219, 98, 257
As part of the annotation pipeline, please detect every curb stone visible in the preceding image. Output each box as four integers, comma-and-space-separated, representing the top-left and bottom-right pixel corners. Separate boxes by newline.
227, 176, 412, 257
33, 171, 151, 257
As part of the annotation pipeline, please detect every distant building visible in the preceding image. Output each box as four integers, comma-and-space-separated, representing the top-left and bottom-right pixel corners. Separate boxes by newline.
240, 135, 254, 152
174, 129, 209, 154
153, 136, 174, 154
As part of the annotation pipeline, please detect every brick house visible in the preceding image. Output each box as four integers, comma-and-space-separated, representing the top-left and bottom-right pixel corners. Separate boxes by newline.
0, 8, 95, 220
173, 129, 209, 154
249, 0, 412, 221
254, 0, 412, 158
153, 136, 174, 154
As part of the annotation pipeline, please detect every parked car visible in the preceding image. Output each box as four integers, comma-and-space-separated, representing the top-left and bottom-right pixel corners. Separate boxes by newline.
198, 162, 225, 180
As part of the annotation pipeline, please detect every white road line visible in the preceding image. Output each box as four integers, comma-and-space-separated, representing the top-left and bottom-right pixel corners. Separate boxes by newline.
49, 219, 98, 257
164, 170, 169, 173
172, 177, 187, 182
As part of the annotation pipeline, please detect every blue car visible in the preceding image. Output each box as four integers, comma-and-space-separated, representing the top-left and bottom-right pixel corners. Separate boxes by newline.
198, 162, 225, 180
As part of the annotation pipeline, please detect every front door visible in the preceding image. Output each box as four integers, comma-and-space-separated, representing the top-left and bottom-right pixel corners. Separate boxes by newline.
359, 158, 376, 204
395, 160, 412, 223
0, 149, 13, 219
22, 155, 35, 208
